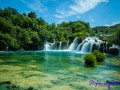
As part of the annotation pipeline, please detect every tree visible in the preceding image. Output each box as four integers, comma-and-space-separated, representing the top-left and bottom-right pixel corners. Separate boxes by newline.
0, 7, 96, 51
0, 17, 12, 33
110, 28, 120, 45
28, 12, 37, 19
17, 29, 32, 48
0, 33, 19, 50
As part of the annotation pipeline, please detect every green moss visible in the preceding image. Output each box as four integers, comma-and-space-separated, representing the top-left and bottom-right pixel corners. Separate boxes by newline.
92, 50, 105, 62
84, 54, 96, 67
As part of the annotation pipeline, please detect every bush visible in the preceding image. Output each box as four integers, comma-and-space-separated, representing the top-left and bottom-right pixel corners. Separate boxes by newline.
84, 54, 96, 67
98, 52, 105, 62
92, 50, 99, 56
92, 50, 105, 62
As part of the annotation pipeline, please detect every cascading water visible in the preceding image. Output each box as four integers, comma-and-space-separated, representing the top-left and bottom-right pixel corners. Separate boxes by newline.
44, 41, 51, 50
44, 37, 103, 53
89, 42, 94, 52
80, 42, 90, 52
106, 42, 108, 52
67, 40, 69, 48
59, 42, 62, 50
51, 39, 56, 50
96, 42, 100, 50
76, 43, 83, 51
68, 37, 78, 51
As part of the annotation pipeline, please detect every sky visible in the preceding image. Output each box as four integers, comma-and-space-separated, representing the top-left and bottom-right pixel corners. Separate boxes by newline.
0, 0, 120, 27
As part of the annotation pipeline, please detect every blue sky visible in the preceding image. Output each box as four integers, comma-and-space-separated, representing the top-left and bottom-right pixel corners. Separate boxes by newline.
0, 0, 120, 27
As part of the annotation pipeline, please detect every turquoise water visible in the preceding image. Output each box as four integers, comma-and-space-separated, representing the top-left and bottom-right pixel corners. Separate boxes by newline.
0, 51, 120, 90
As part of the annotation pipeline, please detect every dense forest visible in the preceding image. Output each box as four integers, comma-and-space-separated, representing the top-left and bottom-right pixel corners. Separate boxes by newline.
93, 24, 120, 46
0, 7, 120, 51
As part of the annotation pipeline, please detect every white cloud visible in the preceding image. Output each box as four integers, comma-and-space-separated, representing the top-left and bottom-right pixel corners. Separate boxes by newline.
21, 0, 47, 12
70, 0, 108, 14
55, 0, 109, 18
54, 15, 63, 18
55, 10, 75, 19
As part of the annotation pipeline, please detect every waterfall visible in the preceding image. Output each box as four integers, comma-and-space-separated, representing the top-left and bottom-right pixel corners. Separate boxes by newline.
76, 43, 83, 51
6, 47, 8, 51
68, 37, 78, 51
67, 40, 69, 48
51, 39, 56, 50
89, 42, 93, 52
97, 42, 100, 50
80, 42, 90, 52
59, 42, 62, 50
78, 37, 102, 53
68, 43, 75, 51
43, 37, 103, 53
44, 42, 51, 50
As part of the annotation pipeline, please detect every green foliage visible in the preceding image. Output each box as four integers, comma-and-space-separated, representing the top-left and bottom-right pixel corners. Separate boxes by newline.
92, 50, 99, 56
84, 50, 105, 67
0, 33, 19, 49
110, 27, 120, 45
107, 24, 120, 46
0, 17, 12, 33
92, 50, 105, 62
28, 12, 36, 19
93, 24, 120, 46
0, 7, 119, 51
84, 54, 96, 67
0, 7, 92, 50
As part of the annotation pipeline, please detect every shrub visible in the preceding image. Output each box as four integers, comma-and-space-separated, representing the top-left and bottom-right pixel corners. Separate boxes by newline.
97, 52, 105, 62
84, 54, 96, 67
92, 50, 105, 62
92, 50, 99, 56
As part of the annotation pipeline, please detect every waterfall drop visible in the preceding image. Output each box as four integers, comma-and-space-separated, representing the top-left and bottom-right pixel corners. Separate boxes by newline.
44, 41, 51, 50
80, 42, 90, 52
76, 43, 83, 51
59, 42, 62, 50
68, 37, 78, 51
44, 37, 103, 53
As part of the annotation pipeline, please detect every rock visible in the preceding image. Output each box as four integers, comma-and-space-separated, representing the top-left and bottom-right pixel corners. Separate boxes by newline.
51, 80, 60, 84
76, 74, 88, 79
69, 82, 88, 90
57, 76, 66, 80
108, 48, 119, 55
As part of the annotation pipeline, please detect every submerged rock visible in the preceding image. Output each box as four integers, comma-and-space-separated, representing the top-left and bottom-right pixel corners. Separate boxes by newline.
76, 74, 88, 79
0, 81, 11, 84
69, 82, 88, 90
51, 80, 60, 85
